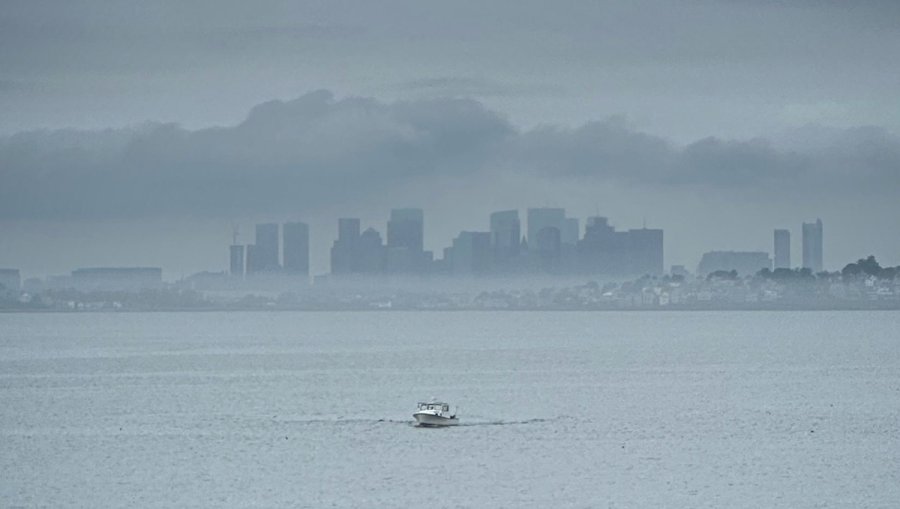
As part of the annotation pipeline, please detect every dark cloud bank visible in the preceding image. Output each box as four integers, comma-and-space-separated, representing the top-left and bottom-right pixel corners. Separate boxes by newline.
1, 90, 898, 220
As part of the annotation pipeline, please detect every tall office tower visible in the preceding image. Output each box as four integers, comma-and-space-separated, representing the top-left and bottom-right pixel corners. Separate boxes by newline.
578, 216, 617, 274
357, 227, 386, 273
627, 228, 665, 276
490, 210, 521, 264
561, 217, 580, 246
387, 208, 424, 272
331, 218, 361, 274
283, 222, 310, 275
802, 218, 823, 273
254, 223, 280, 271
339, 218, 360, 244
450, 231, 493, 274
527, 208, 565, 249
535, 227, 562, 258
582, 216, 615, 243
229, 245, 245, 277
577, 217, 665, 276
387, 208, 424, 252
774, 229, 791, 269
245, 244, 260, 274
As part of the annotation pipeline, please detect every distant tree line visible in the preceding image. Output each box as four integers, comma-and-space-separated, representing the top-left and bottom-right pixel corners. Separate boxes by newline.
840, 255, 898, 280
754, 256, 898, 281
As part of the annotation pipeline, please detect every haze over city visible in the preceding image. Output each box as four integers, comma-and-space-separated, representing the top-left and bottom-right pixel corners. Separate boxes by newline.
1, 0, 899, 278
3, 3, 900, 508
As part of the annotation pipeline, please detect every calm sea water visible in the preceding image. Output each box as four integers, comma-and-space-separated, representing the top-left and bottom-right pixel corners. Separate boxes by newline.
1, 311, 899, 507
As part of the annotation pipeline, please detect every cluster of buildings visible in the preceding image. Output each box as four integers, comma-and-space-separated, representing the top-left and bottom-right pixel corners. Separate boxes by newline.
694, 219, 824, 277
225, 210, 826, 283
3, 212, 898, 311
0, 212, 830, 298
229, 222, 310, 278
0, 212, 825, 296
226, 208, 664, 280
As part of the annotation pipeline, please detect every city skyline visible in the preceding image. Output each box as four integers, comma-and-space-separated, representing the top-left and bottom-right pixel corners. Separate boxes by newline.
231, 210, 830, 280
5, 210, 896, 312
9, 210, 831, 283
0, 207, 848, 281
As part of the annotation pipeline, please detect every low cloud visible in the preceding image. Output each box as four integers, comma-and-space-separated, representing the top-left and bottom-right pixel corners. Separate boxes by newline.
514, 118, 673, 181
673, 137, 808, 187
0, 91, 513, 219
1, 90, 898, 220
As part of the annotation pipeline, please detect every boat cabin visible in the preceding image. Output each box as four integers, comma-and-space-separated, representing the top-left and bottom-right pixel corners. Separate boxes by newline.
417, 402, 450, 413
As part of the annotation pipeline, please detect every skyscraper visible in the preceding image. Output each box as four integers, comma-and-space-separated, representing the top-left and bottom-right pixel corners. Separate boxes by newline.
245, 244, 260, 274
774, 229, 791, 269
387, 208, 425, 273
339, 218, 360, 244
229, 244, 245, 277
450, 231, 492, 274
535, 226, 562, 272
578, 216, 623, 274
282, 222, 309, 275
387, 208, 424, 252
526, 208, 565, 248
627, 228, 664, 276
331, 218, 361, 274
357, 227, 386, 273
561, 217, 580, 246
252, 223, 280, 272
490, 210, 520, 265
582, 216, 615, 244
577, 217, 664, 276
802, 219, 823, 273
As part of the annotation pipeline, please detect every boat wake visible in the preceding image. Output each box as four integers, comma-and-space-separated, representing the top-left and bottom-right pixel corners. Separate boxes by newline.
411, 416, 569, 428
280, 417, 410, 426
455, 417, 562, 427
281, 416, 566, 427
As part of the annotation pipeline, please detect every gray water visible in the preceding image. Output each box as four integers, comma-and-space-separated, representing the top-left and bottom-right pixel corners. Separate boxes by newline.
1, 311, 899, 507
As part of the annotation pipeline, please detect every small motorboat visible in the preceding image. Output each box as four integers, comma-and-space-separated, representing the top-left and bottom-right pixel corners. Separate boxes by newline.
413, 401, 459, 427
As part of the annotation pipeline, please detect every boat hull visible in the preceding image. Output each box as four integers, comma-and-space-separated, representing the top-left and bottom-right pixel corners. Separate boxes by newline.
413, 412, 459, 427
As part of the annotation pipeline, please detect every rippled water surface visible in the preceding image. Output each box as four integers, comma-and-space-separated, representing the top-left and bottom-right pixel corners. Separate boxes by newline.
2, 311, 899, 507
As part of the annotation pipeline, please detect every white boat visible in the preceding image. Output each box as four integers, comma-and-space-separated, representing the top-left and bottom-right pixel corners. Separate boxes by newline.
413, 401, 459, 427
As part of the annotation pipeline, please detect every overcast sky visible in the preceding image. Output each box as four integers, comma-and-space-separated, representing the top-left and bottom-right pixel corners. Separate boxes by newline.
1, 0, 899, 277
